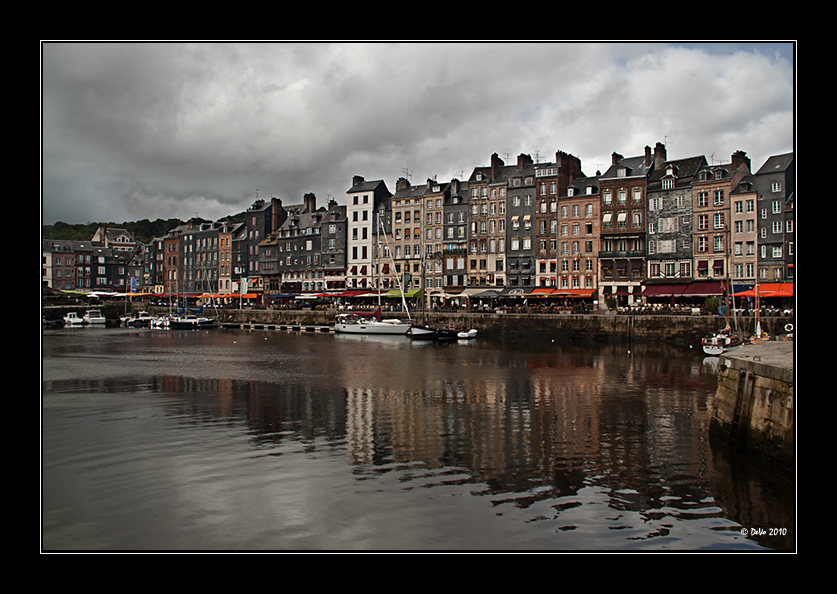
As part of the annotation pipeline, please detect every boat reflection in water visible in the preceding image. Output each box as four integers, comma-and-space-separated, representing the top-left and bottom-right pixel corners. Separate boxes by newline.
41, 328, 794, 551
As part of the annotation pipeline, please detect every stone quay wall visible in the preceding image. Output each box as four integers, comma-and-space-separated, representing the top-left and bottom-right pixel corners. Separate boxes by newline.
710, 342, 794, 469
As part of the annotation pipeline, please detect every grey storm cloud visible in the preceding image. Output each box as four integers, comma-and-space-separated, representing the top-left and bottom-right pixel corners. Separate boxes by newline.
41, 41, 794, 225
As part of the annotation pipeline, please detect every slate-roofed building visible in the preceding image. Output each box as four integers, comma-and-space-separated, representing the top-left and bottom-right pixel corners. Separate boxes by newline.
645, 154, 707, 285
754, 152, 794, 282
598, 144, 659, 305
346, 176, 392, 290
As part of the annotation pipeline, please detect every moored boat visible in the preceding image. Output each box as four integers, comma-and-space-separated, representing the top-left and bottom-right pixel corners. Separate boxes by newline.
63, 311, 84, 326
408, 325, 437, 339
335, 309, 410, 335
435, 326, 459, 341
457, 328, 478, 339
701, 331, 745, 356
83, 309, 106, 325
168, 314, 217, 329
129, 311, 156, 327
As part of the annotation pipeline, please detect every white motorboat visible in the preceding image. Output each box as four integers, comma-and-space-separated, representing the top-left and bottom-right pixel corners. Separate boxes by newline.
63, 311, 84, 326
335, 310, 410, 335
83, 309, 106, 324
168, 314, 217, 329
457, 328, 478, 339
123, 311, 156, 327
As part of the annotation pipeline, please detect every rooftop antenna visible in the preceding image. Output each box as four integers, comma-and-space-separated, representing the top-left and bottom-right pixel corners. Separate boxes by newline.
401, 168, 412, 182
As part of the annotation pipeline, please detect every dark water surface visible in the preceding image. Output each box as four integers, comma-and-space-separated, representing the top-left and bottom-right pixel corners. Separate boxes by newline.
41, 326, 795, 551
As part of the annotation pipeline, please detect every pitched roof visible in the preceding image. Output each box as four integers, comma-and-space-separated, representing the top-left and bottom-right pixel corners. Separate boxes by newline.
756, 152, 794, 175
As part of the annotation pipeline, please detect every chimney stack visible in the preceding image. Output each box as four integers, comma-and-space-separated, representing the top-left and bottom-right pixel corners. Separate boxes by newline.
352, 175, 365, 187
271, 197, 283, 232
517, 153, 533, 170
654, 142, 667, 170
303, 193, 316, 214
645, 146, 652, 167
490, 153, 504, 180
731, 150, 751, 174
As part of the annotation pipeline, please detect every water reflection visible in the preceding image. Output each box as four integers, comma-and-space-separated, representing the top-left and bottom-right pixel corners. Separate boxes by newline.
42, 328, 793, 550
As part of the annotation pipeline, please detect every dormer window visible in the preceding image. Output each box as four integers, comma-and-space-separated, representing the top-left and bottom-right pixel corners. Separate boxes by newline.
662, 178, 674, 190
567, 188, 574, 197
617, 167, 627, 177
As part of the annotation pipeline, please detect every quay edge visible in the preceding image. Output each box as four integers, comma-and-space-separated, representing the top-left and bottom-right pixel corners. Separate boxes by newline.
43, 305, 793, 346
710, 342, 794, 470
181, 308, 787, 345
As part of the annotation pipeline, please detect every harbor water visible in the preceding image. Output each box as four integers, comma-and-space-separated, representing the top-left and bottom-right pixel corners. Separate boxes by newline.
41, 326, 795, 551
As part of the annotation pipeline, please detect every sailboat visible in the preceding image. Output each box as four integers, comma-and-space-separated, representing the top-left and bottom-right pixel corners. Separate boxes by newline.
335, 306, 411, 334
335, 213, 411, 335
456, 294, 477, 339
407, 252, 437, 339
701, 230, 744, 355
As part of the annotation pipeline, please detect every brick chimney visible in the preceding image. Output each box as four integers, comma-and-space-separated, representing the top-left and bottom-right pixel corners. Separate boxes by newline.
517, 153, 533, 170
352, 175, 365, 187
271, 197, 285, 232
556, 151, 583, 186
654, 142, 667, 170
396, 177, 411, 191
612, 152, 624, 165
645, 146, 652, 167
303, 192, 316, 213
490, 153, 504, 180
731, 150, 751, 174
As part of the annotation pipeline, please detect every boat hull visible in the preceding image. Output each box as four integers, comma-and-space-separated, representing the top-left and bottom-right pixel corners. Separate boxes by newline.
335, 322, 410, 335
701, 334, 744, 356
169, 320, 217, 330
408, 326, 436, 339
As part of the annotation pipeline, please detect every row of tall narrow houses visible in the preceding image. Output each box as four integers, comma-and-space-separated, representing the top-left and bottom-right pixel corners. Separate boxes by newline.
43, 145, 794, 309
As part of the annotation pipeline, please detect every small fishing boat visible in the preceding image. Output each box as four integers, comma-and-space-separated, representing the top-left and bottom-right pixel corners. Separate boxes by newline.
408, 325, 437, 339
123, 311, 156, 327
457, 328, 478, 340
701, 330, 745, 356
63, 311, 84, 326
435, 326, 459, 341
168, 314, 217, 329
83, 309, 106, 325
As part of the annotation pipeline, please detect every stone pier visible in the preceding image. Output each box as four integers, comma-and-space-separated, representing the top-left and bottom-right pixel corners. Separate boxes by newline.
710, 341, 794, 469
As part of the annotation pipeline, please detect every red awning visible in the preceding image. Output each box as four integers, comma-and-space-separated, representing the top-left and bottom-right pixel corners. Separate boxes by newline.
641, 284, 687, 296
681, 281, 724, 296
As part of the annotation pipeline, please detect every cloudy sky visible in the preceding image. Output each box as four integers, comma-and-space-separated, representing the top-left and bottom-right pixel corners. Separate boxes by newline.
41, 41, 795, 226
